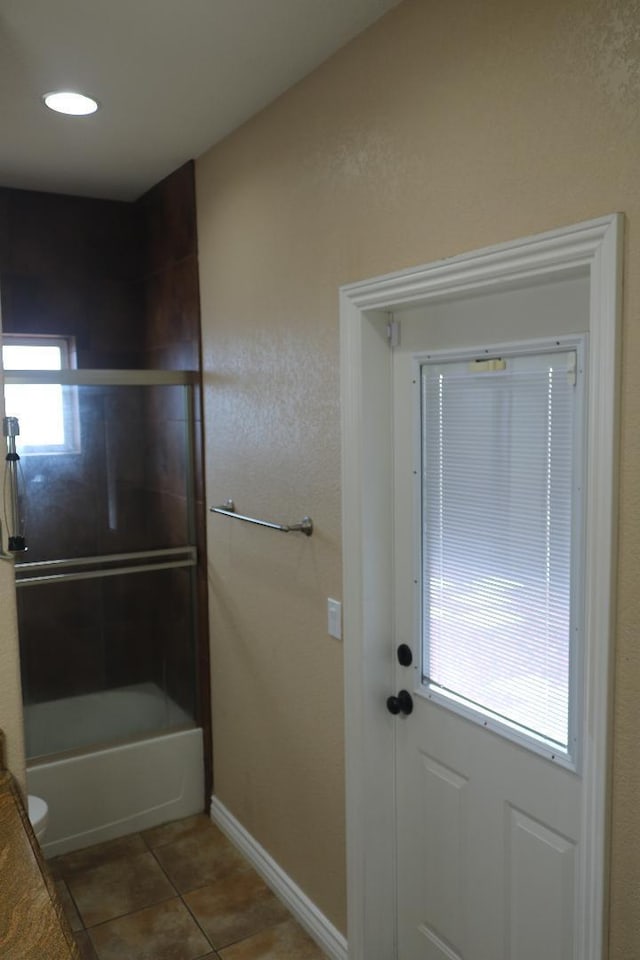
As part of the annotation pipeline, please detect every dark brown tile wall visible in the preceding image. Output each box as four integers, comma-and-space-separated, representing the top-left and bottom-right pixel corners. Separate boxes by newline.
0, 188, 145, 570
17, 579, 106, 704
137, 164, 211, 798
0, 187, 143, 368
139, 161, 200, 371
0, 164, 211, 801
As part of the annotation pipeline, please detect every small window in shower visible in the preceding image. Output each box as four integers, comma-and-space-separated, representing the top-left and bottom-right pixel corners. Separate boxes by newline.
2, 334, 80, 455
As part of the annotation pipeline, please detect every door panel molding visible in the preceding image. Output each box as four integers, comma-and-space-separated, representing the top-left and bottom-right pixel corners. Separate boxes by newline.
340, 215, 622, 960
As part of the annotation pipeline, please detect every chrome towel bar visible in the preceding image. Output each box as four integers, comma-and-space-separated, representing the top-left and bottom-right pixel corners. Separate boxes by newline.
210, 500, 313, 537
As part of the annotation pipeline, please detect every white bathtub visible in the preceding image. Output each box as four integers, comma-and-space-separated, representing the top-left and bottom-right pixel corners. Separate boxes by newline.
26, 683, 204, 858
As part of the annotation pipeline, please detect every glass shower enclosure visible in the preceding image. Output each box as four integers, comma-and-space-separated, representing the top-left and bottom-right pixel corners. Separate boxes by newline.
3, 367, 200, 763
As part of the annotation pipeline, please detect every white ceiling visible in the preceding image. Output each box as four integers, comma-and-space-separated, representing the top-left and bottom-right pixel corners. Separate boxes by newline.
0, 0, 400, 201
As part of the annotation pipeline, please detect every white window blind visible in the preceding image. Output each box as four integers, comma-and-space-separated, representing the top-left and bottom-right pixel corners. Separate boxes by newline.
421, 349, 578, 750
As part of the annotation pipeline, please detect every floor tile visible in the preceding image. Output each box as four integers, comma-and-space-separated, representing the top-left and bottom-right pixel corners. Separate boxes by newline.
74, 931, 99, 960
142, 813, 212, 849
51, 833, 147, 880
68, 850, 176, 927
153, 824, 251, 894
55, 878, 83, 931
88, 897, 213, 960
184, 870, 290, 949
218, 919, 326, 959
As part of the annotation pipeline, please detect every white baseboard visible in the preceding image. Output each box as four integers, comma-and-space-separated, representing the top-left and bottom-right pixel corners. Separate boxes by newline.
210, 795, 348, 960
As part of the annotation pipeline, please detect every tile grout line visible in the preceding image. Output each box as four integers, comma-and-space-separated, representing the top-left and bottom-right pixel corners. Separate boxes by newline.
57, 834, 183, 934
177, 883, 217, 952
145, 831, 259, 954
143, 824, 296, 957
80, 891, 179, 932
146, 839, 234, 900
58, 877, 86, 933
180, 884, 291, 956
144, 829, 232, 956
58, 818, 324, 959
209, 917, 293, 954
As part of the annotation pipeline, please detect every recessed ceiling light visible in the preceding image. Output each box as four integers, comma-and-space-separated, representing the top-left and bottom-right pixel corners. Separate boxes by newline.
43, 91, 99, 116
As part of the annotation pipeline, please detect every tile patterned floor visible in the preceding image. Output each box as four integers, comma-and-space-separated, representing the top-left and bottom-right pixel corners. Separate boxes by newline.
48, 814, 327, 960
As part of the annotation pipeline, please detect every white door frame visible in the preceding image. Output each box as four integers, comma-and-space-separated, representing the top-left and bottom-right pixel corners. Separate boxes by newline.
340, 215, 622, 960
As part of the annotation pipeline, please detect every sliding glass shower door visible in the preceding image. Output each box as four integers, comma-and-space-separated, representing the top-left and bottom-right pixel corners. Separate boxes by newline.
2, 369, 200, 761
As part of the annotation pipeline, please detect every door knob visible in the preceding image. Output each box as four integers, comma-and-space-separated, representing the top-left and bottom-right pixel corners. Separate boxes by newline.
386, 689, 414, 716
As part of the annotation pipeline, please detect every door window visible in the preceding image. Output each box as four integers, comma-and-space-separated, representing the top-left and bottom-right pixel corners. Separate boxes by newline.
420, 343, 584, 762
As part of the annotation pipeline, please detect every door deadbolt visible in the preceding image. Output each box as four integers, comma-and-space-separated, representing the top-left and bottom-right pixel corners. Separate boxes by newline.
397, 643, 413, 667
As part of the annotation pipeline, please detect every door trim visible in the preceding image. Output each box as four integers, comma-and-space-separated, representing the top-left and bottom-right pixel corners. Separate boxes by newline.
340, 215, 622, 960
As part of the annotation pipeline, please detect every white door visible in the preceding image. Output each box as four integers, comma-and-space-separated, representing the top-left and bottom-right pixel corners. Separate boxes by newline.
341, 217, 619, 960
390, 279, 589, 960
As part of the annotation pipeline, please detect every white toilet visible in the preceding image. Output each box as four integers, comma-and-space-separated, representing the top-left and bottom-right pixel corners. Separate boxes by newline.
28, 795, 49, 843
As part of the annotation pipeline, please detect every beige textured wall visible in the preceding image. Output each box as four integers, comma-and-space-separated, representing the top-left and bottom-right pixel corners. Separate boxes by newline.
0, 564, 24, 783
196, 0, 640, 948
